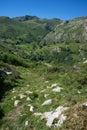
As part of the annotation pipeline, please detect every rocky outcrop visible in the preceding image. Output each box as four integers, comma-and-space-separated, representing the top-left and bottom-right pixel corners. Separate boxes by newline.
42, 17, 87, 44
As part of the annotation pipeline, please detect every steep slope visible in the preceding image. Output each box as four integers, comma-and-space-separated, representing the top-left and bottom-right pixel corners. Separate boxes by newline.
42, 17, 87, 44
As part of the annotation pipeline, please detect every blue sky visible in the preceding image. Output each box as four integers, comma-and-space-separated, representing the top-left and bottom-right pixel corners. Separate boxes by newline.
0, 0, 87, 20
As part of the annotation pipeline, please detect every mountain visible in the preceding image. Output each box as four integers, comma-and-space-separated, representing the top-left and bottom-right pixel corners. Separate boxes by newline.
0, 15, 87, 130
42, 16, 87, 44
0, 16, 61, 46
13, 15, 39, 22
0, 16, 87, 45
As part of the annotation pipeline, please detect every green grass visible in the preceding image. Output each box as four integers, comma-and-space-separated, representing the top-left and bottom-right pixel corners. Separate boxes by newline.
0, 57, 87, 129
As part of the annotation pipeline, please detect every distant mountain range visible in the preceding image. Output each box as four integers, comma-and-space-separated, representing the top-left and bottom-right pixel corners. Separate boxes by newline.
0, 15, 87, 45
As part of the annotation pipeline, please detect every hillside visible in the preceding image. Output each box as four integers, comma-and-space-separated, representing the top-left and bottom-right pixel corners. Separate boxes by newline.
0, 16, 61, 46
0, 15, 87, 130
43, 17, 87, 44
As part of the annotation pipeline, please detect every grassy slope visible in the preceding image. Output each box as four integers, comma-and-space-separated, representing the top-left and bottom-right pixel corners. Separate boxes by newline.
0, 42, 87, 130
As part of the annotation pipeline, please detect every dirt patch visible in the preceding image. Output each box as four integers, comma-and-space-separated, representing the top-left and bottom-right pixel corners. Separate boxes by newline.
65, 103, 87, 130
6, 105, 23, 120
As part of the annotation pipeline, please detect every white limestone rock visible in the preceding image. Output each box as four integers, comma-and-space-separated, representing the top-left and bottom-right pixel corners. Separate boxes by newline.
25, 121, 29, 126
47, 83, 58, 89
41, 106, 68, 127
55, 114, 67, 127
42, 99, 52, 106
26, 91, 33, 95
44, 94, 49, 98
19, 94, 26, 99
28, 104, 34, 112
45, 81, 49, 83
83, 102, 87, 107
51, 83, 57, 87
34, 113, 42, 116
52, 87, 63, 92
5, 71, 12, 75
83, 60, 87, 64
40, 89, 46, 93
14, 100, 20, 107
26, 97, 31, 101
34, 106, 68, 128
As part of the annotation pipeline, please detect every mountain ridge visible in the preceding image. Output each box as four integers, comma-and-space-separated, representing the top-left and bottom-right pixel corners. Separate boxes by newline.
0, 15, 87, 45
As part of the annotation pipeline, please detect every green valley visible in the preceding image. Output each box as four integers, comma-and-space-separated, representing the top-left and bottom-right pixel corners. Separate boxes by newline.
0, 15, 87, 130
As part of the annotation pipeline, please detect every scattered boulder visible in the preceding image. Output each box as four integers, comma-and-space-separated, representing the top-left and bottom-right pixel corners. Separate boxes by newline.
19, 94, 26, 99
41, 106, 68, 127
40, 89, 46, 93
52, 86, 63, 92
14, 100, 20, 107
55, 114, 67, 127
42, 99, 52, 106
34, 106, 68, 128
44, 94, 49, 98
27, 104, 34, 112
26, 97, 31, 101
34, 113, 42, 116
5, 71, 12, 75
45, 81, 49, 83
26, 91, 33, 95
77, 90, 81, 94
51, 83, 57, 88
83, 60, 87, 64
25, 121, 29, 126
83, 102, 87, 107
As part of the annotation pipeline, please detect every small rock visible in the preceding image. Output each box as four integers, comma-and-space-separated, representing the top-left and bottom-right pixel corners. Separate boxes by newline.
40, 89, 46, 93
30, 106, 34, 112
26, 97, 31, 101
51, 83, 57, 87
45, 81, 49, 83
34, 113, 42, 116
83, 60, 87, 64
47, 83, 57, 89
26, 91, 33, 94
28, 104, 34, 112
14, 100, 20, 107
83, 102, 87, 107
44, 94, 49, 98
19, 94, 26, 99
42, 99, 52, 106
26, 84, 30, 87
5, 71, 12, 75
12, 90, 15, 93
12, 96, 16, 100
52, 87, 63, 92
25, 121, 29, 126
77, 91, 81, 94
